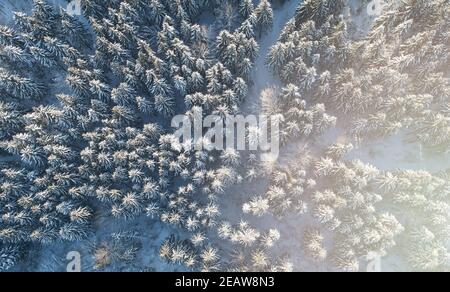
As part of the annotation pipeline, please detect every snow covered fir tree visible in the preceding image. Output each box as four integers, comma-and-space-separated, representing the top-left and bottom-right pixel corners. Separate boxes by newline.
0, 0, 448, 272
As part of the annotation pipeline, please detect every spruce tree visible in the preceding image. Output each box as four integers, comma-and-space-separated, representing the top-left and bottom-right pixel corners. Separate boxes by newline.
254, 0, 273, 38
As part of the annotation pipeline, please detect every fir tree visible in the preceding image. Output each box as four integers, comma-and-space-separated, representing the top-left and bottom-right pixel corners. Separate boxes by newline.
254, 0, 273, 38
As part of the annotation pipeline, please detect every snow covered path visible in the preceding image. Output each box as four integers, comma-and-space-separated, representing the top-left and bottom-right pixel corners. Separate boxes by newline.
242, 0, 300, 114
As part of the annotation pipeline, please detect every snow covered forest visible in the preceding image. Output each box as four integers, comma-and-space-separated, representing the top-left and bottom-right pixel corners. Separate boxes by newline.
0, 0, 449, 272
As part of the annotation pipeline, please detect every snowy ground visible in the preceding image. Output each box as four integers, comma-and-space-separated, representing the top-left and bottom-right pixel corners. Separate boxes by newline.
349, 132, 450, 173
